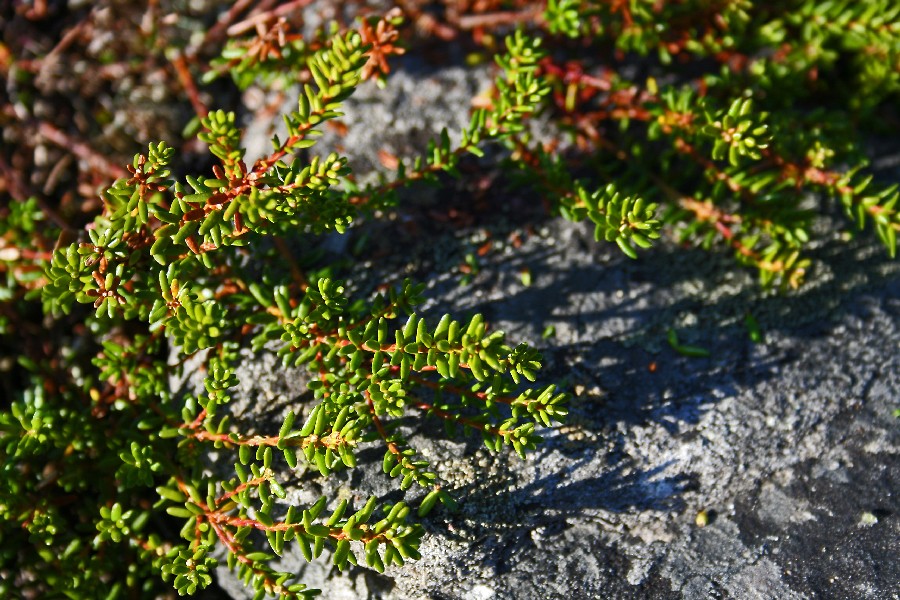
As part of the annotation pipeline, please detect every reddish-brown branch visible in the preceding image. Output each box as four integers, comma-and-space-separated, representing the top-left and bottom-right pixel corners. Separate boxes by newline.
763, 150, 900, 231
226, 0, 315, 37
408, 373, 518, 406
187, 408, 207, 430
36, 9, 94, 78
673, 137, 746, 194
678, 197, 786, 271
207, 515, 300, 595
217, 475, 268, 504
171, 52, 208, 119
194, 0, 260, 51
540, 59, 614, 93
413, 399, 508, 439
189, 430, 281, 446
542, 58, 885, 237
366, 391, 404, 459
209, 519, 253, 565
207, 511, 381, 544
352, 89, 551, 208
37, 122, 128, 180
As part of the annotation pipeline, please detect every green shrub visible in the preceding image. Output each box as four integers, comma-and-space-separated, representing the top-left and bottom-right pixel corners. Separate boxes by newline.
2, 3, 898, 598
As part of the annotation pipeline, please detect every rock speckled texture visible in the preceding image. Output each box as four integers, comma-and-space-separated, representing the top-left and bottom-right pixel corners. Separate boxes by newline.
208, 62, 900, 599
212, 215, 899, 600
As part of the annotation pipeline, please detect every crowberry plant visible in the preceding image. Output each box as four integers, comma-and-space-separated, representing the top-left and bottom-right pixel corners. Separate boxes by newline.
1, 2, 897, 598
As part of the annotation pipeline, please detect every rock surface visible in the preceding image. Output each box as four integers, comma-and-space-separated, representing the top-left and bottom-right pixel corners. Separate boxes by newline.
211, 62, 900, 599
214, 213, 900, 600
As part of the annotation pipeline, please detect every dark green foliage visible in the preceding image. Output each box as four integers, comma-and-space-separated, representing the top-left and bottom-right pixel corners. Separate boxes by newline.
531, 0, 900, 286
7, 19, 564, 599
2, 2, 898, 599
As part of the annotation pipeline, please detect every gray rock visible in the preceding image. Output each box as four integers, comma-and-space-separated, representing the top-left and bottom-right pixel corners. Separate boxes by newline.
209, 59, 900, 600
242, 54, 495, 178
209, 214, 900, 599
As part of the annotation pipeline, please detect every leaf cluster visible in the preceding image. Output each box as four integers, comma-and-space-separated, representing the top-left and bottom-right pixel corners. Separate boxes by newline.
10, 19, 569, 599
2, 3, 898, 599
